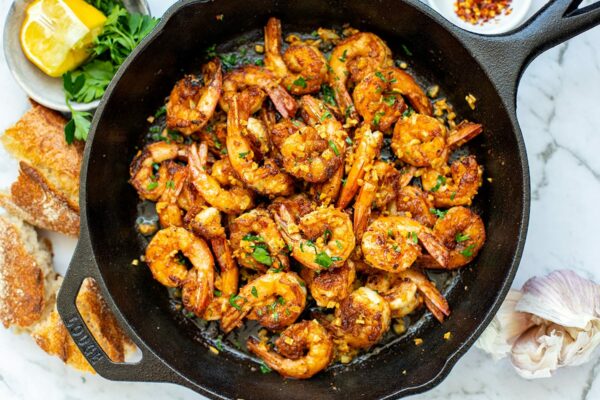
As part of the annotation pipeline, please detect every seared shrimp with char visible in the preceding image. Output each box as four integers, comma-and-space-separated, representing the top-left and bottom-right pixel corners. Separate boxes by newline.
264, 17, 328, 95
166, 58, 222, 135
247, 320, 334, 379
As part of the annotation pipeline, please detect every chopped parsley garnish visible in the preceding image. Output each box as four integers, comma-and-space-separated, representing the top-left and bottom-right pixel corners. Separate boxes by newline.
328, 140, 340, 156
323, 229, 332, 242
373, 111, 385, 126
375, 71, 386, 81
252, 245, 273, 266
215, 336, 224, 351
254, 58, 264, 66
431, 175, 447, 192
166, 180, 175, 189
293, 76, 307, 88
314, 252, 341, 268
154, 105, 166, 118
238, 151, 250, 159
251, 286, 258, 298
410, 231, 418, 244
338, 49, 348, 62
460, 244, 476, 257
259, 362, 272, 374
146, 181, 158, 190
321, 84, 336, 106
229, 294, 245, 311
403, 107, 414, 118
455, 232, 471, 243
335, 240, 343, 249
345, 136, 353, 145
430, 208, 448, 219
320, 110, 333, 121
213, 289, 222, 297
383, 96, 396, 106
243, 233, 264, 242
450, 191, 457, 200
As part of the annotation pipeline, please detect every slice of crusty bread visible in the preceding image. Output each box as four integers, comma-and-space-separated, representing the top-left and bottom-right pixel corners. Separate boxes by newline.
1, 101, 83, 210
0, 215, 134, 372
0, 214, 54, 329
0, 162, 80, 236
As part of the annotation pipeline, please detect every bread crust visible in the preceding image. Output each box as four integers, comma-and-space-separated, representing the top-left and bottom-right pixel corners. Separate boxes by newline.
0, 216, 134, 372
0, 215, 51, 329
1, 101, 83, 210
0, 162, 80, 236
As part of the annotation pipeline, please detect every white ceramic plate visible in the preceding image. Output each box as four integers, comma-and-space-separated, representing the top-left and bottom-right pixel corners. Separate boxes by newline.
3, 0, 151, 113
427, 0, 532, 35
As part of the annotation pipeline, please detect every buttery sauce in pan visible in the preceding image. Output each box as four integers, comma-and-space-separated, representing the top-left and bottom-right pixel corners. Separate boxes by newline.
134, 25, 482, 372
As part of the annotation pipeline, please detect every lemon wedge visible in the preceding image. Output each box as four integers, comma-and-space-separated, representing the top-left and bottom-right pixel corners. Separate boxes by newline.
20, 0, 107, 78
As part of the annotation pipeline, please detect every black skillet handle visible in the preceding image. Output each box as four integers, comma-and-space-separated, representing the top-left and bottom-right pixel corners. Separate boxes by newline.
460, 0, 600, 108
56, 235, 186, 385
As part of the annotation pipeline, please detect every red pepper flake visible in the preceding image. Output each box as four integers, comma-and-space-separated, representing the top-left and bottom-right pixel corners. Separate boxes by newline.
454, 0, 513, 25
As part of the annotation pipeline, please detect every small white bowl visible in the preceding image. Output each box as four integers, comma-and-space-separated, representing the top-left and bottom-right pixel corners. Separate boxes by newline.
3, 0, 151, 113
427, 0, 532, 35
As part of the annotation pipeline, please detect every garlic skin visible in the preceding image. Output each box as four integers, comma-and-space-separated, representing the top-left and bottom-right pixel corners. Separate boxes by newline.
476, 270, 600, 379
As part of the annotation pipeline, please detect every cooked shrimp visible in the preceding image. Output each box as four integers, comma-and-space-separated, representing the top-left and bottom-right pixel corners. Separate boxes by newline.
361, 216, 448, 272
130, 141, 187, 201
353, 162, 415, 238
145, 227, 215, 316
337, 124, 383, 209
329, 32, 393, 120
446, 121, 483, 149
229, 209, 290, 272
280, 118, 346, 183
419, 206, 485, 270
328, 287, 391, 349
166, 58, 222, 135
221, 271, 307, 333
198, 120, 228, 157
188, 142, 254, 214
388, 185, 437, 227
366, 269, 450, 322
273, 205, 355, 271
299, 95, 347, 204
247, 320, 334, 379
184, 207, 239, 318
220, 65, 298, 118
264, 17, 328, 95
155, 162, 188, 228
300, 260, 355, 308
421, 155, 483, 207
391, 113, 448, 168
226, 93, 295, 197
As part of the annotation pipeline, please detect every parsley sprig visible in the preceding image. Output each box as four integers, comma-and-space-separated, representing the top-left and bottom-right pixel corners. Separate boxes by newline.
63, 0, 160, 143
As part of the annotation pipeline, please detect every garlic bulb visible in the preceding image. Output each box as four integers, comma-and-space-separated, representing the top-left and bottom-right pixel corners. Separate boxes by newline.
476, 270, 600, 379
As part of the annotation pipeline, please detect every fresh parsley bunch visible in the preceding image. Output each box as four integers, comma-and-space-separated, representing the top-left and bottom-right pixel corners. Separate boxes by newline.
63, 0, 159, 143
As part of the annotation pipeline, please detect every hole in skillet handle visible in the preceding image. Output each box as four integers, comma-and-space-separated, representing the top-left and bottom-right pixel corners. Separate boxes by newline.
450, 0, 600, 110
56, 236, 182, 384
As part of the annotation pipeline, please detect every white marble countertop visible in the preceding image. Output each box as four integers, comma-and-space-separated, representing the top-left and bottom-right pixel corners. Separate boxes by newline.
0, 0, 599, 399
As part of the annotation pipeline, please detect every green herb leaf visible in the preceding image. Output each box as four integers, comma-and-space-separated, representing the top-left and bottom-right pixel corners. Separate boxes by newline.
154, 105, 166, 118
410, 231, 418, 244
373, 111, 385, 126
338, 49, 348, 62
252, 246, 273, 266
320, 110, 333, 121
293, 76, 307, 88
314, 252, 341, 268
146, 181, 158, 190
345, 136, 353, 145
320, 84, 336, 106
455, 232, 470, 243
229, 294, 245, 311
430, 175, 447, 192
259, 362, 272, 374
328, 140, 340, 156
460, 244, 476, 257
429, 208, 448, 219
375, 71, 386, 81
251, 286, 258, 298
383, 95, 396, 106
213, 289, 222, 297
243, 233, 264, 242
238, 151, 250, 159
166, 180, 175, 189
215, 336, 224, 351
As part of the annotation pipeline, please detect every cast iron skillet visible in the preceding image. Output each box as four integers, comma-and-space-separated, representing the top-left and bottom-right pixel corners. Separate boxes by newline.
56, 1, 600, 399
